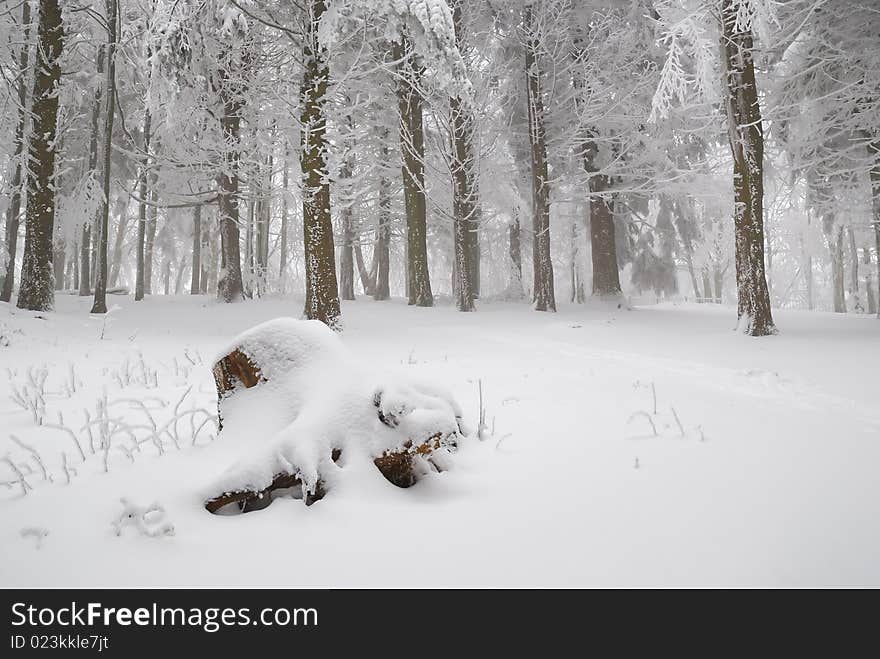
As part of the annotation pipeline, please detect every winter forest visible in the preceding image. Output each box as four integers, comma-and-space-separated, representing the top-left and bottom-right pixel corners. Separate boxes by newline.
1, 0, 879, 588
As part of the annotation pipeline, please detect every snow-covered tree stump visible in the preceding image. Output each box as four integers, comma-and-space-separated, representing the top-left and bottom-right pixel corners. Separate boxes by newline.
205, 318, 465, 514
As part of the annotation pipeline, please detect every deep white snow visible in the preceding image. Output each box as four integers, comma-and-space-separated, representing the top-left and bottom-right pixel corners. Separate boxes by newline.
0, 294, 878, 587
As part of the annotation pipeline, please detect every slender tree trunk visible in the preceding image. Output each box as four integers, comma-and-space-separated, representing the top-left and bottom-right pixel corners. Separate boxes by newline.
245, 191, 255, 298
301, 0, 341, 327
393, 40, 433, 307
215, 61, 245, 303
524, 6, 555, 312
701, 270, 713, 303
338, 142, 356, 301
173, 254, 187, 295
91, 0, 118, 314
53, 244, 65, 291
508, 209, 523, 297
279, 157, 289, 294
1, 0, 31, 303
135, 109, 150, 300
190, 203, 201, 294
570, 217, 585, 303
373, 152, 391, 301
339, 209, 355, 301
449, 0, 477, 311
823, 215, 846, 313
847, 226, 862, 312
80, 49, 106, 298
17, 0, 63, 311
354, 241, 373, 296
671, 202, 701, 301
867, 142, 880, 318
720, 0, 776, 335
864, 241, 876, 315
714, 267, 724, 304
200, 215, 210, 295
108, 197, 128, 288
144, 177, 157, 294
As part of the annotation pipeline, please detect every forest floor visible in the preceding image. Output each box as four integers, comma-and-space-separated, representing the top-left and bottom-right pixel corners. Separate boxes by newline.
1, 293, 878, 587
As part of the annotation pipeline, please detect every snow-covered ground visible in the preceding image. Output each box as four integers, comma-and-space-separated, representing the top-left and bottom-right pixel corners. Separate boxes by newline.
1, 294, 878, 587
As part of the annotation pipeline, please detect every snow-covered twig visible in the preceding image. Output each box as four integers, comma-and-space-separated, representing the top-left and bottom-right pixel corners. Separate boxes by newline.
671, 406, 685, 437
43, 411, 86, 462
628, 411, 658, 437
61, 452, 77, 484
9, 435, 50, 482
2, 454, 33, 495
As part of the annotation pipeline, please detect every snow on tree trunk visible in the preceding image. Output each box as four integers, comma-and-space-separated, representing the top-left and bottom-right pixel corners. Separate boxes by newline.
720, 0, 776, 335
449, 0, 477, 312
278, 157, 288, 294
206, 318, 465, 513
822, 214, 846, 313
868, 140, 880, 318
584, 144, 622, 299
301, 0, 341, 328
524, 6, 555, 313
339, 207, 355, 301
190, 203, 201, 295
215, 61, 245, 303
17, 0, 63, 312
507, 210, 524, 298
394, 40, 434, 308
144, 167, 158, 295
373, 140, 392, 301
0, 0, 31, 303
90, 0, 118, 315
109, 196, 128, 289
847, 227, 862, 312
135, 107, 150, 302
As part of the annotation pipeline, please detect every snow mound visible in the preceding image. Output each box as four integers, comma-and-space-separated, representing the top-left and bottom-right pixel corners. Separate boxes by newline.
205, 318, 466, 512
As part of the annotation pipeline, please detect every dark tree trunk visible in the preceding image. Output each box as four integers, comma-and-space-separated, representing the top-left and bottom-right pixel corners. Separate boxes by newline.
720, 0, 776, 335
215, 62, 245, 303
524, 6, 555, 312
449, 0, 477, 312
17, 0, 63, 311
190, 203, 201, 294
586, 166, 621, 298
1, 0, 31, 303
301, 0, 341, 327
82, 49, 106, 298
135, 108, 150, 301
393, 40, 433, 307
91, 0, 118, 315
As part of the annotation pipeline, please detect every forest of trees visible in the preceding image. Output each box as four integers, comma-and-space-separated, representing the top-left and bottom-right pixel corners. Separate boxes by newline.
1, 0, 878, 336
